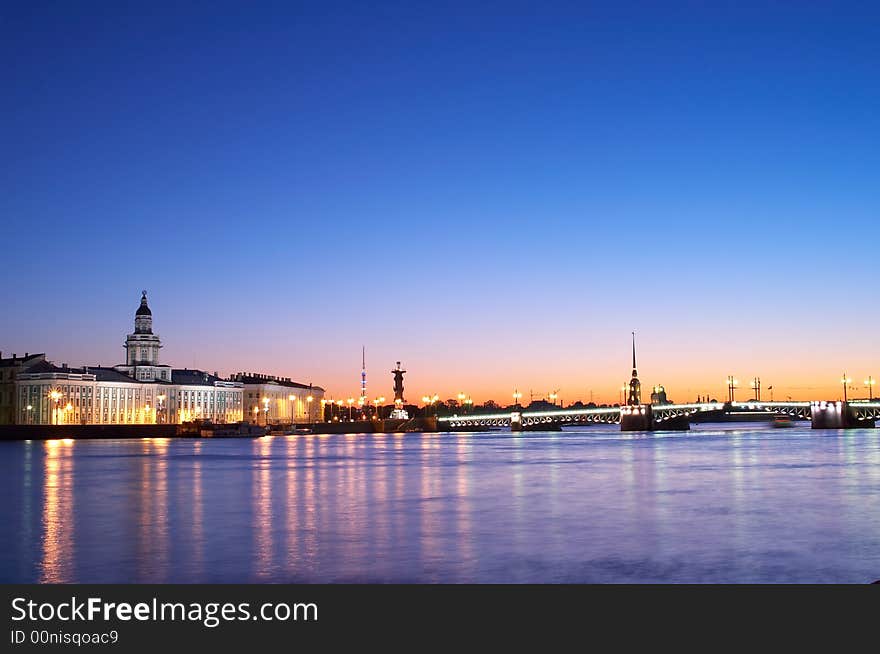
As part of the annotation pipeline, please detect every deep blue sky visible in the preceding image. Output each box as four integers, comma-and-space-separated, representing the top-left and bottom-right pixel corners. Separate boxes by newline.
2, 1, 878, 401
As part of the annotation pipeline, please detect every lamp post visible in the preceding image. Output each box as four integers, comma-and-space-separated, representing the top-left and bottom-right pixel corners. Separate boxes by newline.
288, 394, 297, 427
26, 404, 33, 425
157, 394, 166, 424
512, 389, 522, 410
64, 402, 73, 425
465, 397, 473, 414
549, 391, 558, 406
750, 377, 761, 402
841, 374, 852, 403
457, 392, 466, 411
347, 398, 354, 421
726, 376, 738, 403
252, 406, 259, 423
262, 397, 270, 426
865, 376, 875, 401
48, 389, 62, 425
619, 385, 627, 405
306, 395, 314, 424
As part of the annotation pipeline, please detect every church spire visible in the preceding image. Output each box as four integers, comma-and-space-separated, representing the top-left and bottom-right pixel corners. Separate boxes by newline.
631, 331, 637, 376
628, 331, 641, 406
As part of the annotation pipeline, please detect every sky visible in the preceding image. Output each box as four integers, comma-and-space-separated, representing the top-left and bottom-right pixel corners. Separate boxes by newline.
2, 1, 878, 404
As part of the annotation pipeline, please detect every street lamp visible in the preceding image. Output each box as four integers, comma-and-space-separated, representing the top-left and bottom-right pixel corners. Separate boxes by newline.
26, 404, 33, 425
512, 389, 522, 409
347, 397, 354, 421
619, 385, 627, 405
549, 391, 558, 406
262, 397, 270, 426
465, 397, 473, 413
288, 394, 297, 427
157, 394, 166, 424
252, 406, 259, 423
841, 374, 852, 403
457, 392, 466, 410
726, 376, 738, 403
750, 377, 761, 402
64, 402, 73, 424
865, 376, 875, 401
49, 389, 62, 425
306, 395, 314, 423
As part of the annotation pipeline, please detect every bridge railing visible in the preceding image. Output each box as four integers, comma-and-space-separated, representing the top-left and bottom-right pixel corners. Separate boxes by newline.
437, 412, 513, 422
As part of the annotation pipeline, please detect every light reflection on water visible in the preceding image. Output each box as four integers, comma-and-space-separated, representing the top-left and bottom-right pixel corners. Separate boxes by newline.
2, 425, 880, 583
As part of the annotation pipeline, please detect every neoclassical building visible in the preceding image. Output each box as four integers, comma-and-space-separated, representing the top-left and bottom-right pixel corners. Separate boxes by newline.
12, 293, 246, 425
231, 372, 325, 425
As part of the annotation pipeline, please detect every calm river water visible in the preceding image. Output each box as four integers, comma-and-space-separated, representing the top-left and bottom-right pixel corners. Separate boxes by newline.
2, 425, 880, 583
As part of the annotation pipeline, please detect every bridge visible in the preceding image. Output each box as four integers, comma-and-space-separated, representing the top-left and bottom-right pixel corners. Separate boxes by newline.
439, 400, 880, 431
439, 334, 878, 432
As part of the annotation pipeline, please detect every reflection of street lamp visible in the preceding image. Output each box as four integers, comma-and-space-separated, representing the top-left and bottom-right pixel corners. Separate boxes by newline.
865, 376, 875, 401
841, 374, 852, 403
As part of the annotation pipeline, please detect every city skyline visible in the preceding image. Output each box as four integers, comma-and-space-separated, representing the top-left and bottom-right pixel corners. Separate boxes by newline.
3, 2, 879, 405
3, 289, 876, 406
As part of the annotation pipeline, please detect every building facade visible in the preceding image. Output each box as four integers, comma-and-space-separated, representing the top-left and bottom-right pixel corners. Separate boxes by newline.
0, 353, 46, 424
231, 372, 325, 425
10, 293, 267, 425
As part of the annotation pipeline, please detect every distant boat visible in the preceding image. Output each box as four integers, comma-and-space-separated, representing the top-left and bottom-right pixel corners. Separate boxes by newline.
772, 416, 794, 428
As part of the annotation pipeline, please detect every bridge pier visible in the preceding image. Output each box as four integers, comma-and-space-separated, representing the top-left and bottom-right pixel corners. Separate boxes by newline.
620, 405, 653, 431
621, 404, 691, 432
510, 411, 522, 432
811, 402, 876, 429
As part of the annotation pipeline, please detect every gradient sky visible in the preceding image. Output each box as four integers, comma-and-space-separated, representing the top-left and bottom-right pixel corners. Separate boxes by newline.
2, 1, 879, 404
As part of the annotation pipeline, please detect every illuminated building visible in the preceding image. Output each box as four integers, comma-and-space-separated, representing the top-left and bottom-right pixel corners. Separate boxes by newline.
11, 292, 248, 424
0, 352, 46, 424
231, 372, 325, 424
